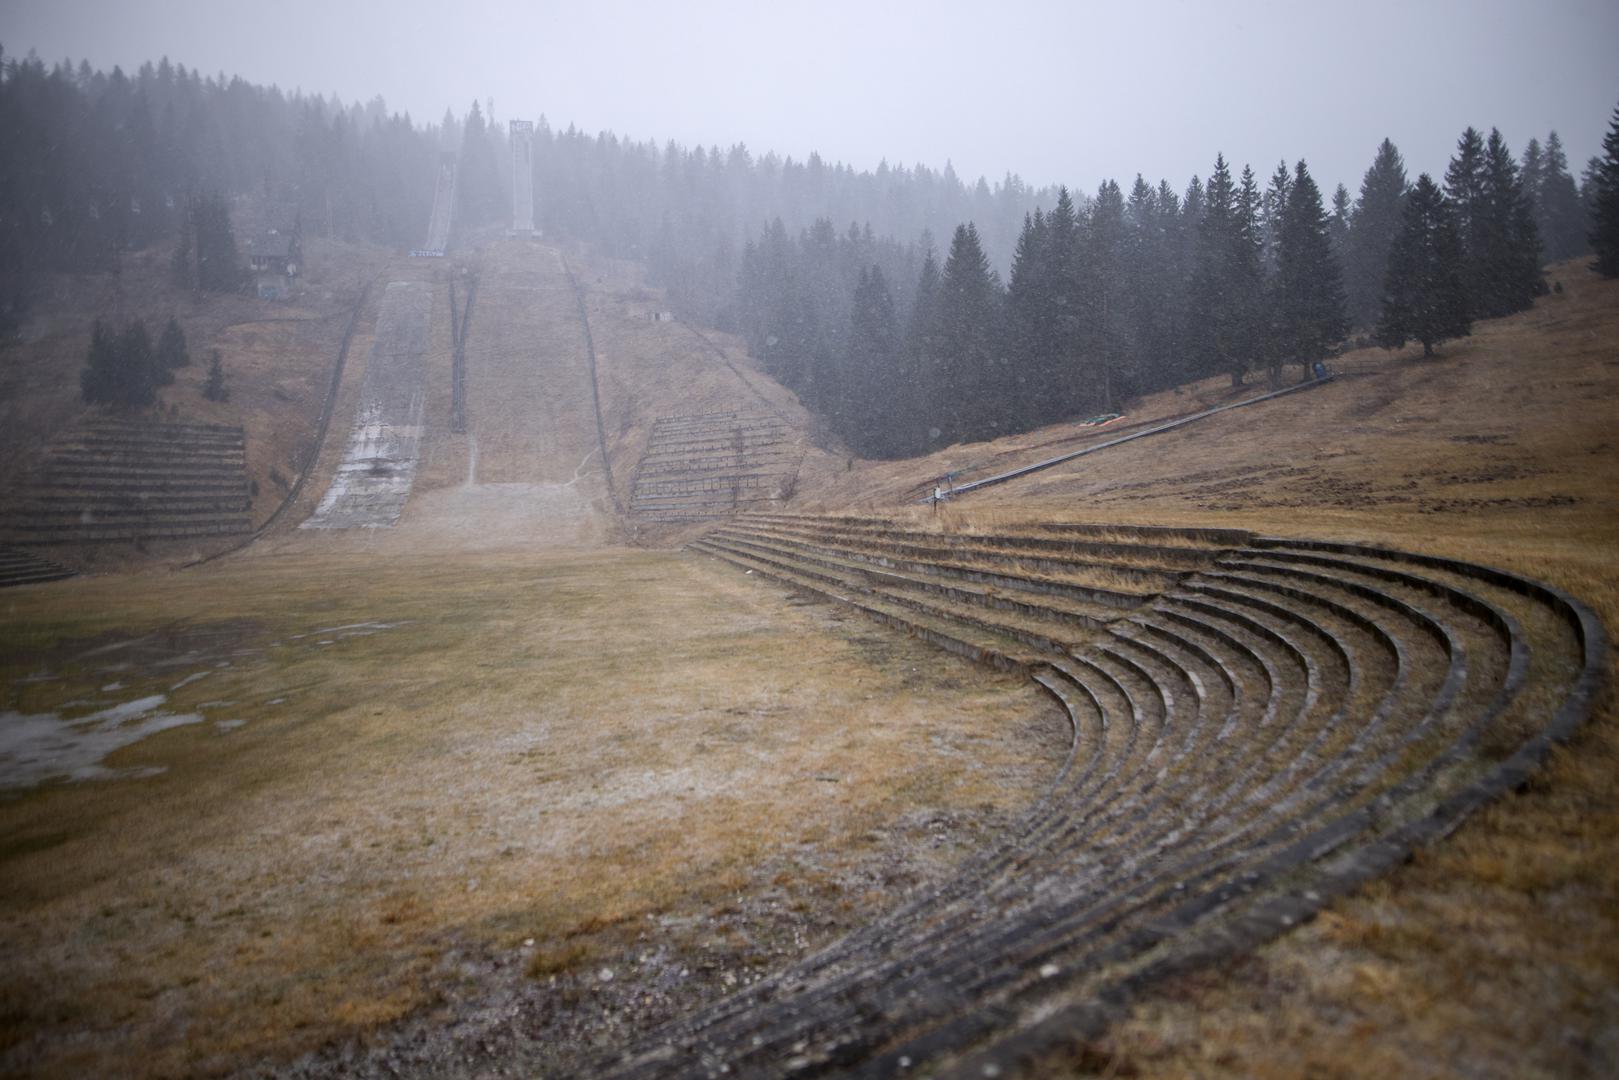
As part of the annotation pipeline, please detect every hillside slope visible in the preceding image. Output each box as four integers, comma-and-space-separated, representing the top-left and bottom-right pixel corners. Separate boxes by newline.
790, 261, 1619, 1079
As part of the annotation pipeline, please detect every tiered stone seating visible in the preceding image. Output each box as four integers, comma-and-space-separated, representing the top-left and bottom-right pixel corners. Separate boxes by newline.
606, 511, 1604, 1078
2, 420, 252, 545
629, 412, 799, 522
0, 545, 75, 587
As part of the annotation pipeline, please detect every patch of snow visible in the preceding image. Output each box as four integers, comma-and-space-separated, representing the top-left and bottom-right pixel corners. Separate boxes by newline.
0, 694, 205, 789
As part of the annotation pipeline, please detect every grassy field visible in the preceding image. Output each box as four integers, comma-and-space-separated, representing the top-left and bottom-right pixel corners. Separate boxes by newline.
0, 544, 1062, 1076
2, 236, 1614, 1078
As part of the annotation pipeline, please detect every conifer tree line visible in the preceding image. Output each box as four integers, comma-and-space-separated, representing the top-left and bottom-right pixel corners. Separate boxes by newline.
0, 47, 446, 325
7, 49, 1619, 453
80, 315, 189, 407
732, 116, 1603, 458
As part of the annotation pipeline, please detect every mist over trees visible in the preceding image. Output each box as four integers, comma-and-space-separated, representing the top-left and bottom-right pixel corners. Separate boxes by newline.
2, 47, 1609, 456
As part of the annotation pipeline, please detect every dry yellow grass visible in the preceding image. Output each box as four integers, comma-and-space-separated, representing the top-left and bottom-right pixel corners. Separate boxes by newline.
0, 544, 1061, 1076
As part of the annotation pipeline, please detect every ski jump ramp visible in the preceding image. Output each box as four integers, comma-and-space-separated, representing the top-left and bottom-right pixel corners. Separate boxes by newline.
415, 152, 457, 256
301, 281, 433, 529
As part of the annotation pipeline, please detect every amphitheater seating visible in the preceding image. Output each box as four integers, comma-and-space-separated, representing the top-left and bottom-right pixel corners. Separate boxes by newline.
628, 412, 801, 522
606, 511, 1603, 1078
0, 545, 75, 588
2, 419, 252, 545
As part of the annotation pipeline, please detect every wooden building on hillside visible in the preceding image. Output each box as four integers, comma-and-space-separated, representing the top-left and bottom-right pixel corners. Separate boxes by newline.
248, 222, 301, 300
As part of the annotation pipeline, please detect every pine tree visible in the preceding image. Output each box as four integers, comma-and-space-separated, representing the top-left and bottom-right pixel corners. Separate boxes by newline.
1190, 155, 1264, 386
203, 348, 229, 402
1345, 139, 1409, 329
1540, 132, 1586, 262
171, 202, 194, 288
1275, 161, 1348, 369
80, 320, 120, 404
118, 320, 159, 406
457, 99, 506, 228
1329, 183, 1352, 263
1520, 136, 1546, 235
931, 223, 1004, 444
1445, 126, 1487, 307
844, 265, 900, 455
1588, 102, 1619, 277
1446, 127, 1540, 316
1378, 174, 1470, 357
1477, 128, 1542, 315
155, 316, 189, 387
1260, 161, 1291, 273
82, 319, 161, 407
1006, 209, 1052, 424
902, 246, 943, 451
192, 192, 242, 293
1082, 179, 1130, 411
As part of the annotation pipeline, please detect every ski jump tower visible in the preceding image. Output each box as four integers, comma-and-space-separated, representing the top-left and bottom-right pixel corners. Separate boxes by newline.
510, 119, 535, 236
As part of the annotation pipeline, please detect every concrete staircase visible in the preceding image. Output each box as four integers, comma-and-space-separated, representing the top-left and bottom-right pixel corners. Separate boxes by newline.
0, 545, 76, 587
629, 412, 800, 523
2, 420, 252, 545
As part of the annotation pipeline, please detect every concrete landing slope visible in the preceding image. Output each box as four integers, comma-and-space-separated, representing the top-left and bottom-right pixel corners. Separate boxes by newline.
420, 154, 456, 255
393, 240, 613, 548
301, 281, 432, 529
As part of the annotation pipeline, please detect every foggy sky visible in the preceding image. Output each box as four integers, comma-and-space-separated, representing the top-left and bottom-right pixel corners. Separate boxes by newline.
4, 0, 1616, 200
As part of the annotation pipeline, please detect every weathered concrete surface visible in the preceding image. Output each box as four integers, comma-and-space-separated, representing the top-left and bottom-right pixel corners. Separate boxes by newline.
301, 281, 432, 529
422, 154, 456, 254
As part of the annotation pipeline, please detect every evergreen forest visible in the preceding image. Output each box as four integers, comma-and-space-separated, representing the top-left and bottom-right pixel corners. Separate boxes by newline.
4, 45, 1616, 453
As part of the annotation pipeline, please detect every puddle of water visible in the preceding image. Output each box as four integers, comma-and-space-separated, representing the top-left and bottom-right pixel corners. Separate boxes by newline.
0, 694, 205, 789
215, 719, 247, 733
170, 671, 212, 692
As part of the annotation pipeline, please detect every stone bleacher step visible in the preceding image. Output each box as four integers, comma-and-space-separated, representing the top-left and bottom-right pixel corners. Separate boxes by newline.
711, 527, 1124, 634
0, 546, 77, 587
690, 539, 1039, 674
723, 522, 1157, 609
701, 534, 1091, 656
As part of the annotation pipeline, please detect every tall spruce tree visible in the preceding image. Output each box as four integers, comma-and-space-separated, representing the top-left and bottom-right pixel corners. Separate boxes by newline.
1588, 102, 1619, 277
192, 192, 242, 292
931, 223, 1004, 444
80, 320, 121, 405
203, 348, 229, 402
1006, 208, 1053, 424
82, 318, 161, 407
1378, 174, 1470, 357
1082, 179, 1130, 411
1275, 161, 1348, 369
1539, 131, 1586, 262
1190, 155, 1264, 386
1444, 126, 1488, 308
1446, 127, 1540, 316
1329, 183, 1352, 262
1478, 128, 1542, 315
1345, 139, 1409, 329
155, 316, 189, 381
844, 265, 900, 456
457, 99, 503, 226
902, 246, 943, 451
1260, 161, 1291, 273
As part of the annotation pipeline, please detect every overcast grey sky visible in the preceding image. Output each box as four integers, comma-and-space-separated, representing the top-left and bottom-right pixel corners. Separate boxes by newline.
3, 0, 1616, 198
